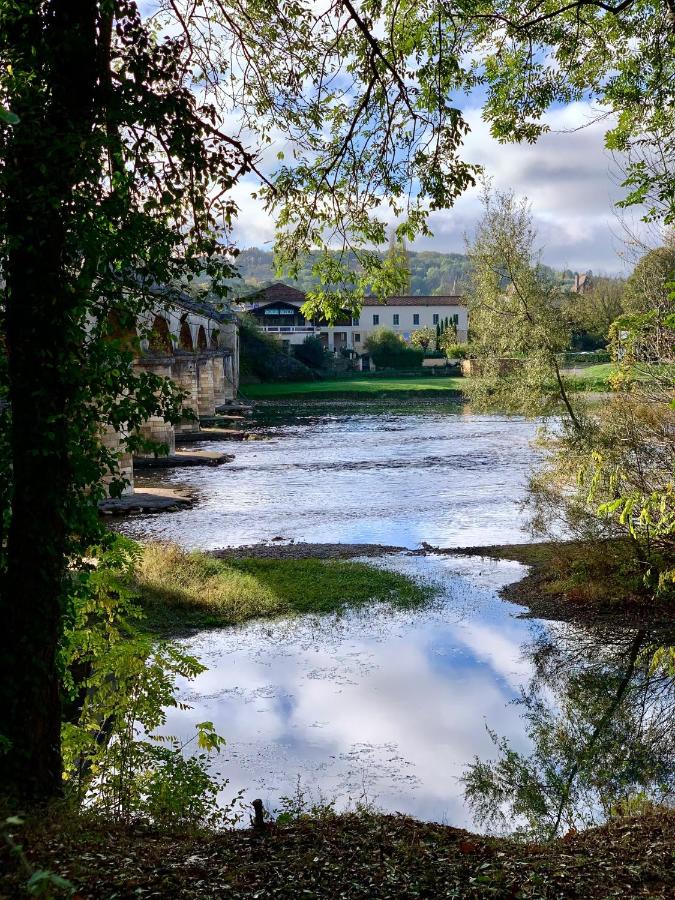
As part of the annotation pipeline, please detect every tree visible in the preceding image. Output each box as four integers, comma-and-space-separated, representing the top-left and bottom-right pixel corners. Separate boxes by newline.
410, 327, 436, 352
2, 0, 674, 807
622, 243, 675, 358
294, 335, 328, 369
0, 0, 484, 803
437, 324, 458, 355
0, 0, 239, 802
464, 186, 578, 424
387, 232, 412, 295
563, 277, 625, 350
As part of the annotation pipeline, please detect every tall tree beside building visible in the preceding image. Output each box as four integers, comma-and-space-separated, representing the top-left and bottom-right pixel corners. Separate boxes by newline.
387, 232, 412, 296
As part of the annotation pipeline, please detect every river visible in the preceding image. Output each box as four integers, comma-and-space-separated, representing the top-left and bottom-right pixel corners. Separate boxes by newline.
123, 400, 674, 832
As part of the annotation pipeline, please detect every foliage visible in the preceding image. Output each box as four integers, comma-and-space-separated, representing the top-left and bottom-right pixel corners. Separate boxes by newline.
409, 327, 436, 352
3, 0, 674, 804
464, 186, 578, 422
293, 335, 329, 369
562, 278, 625, 350
529, 291, 675, 596
60, 538, 235, 829
443, 343, 468, 360
237, 313, 314, 382
134, 543, 438, 631
621, 244, 675, 359
437, 324, 458, 356
364, 328, 424, 369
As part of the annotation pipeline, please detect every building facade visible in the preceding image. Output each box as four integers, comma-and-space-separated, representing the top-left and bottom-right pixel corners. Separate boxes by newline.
236, 283, 468, 353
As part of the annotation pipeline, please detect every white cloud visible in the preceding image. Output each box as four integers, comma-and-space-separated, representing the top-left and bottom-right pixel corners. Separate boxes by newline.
229, 100, 644, 274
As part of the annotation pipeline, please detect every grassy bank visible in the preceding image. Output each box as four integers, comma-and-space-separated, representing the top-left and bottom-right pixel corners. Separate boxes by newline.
457, 539, 675, 624
243, 362, 673, 399
560, 361, 616, 391
244, 374, 464, 398
135, 544, 436, 631
5, 808, 674, 898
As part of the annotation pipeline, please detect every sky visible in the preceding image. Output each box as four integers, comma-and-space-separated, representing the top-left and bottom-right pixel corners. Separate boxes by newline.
229, 100, 640, 276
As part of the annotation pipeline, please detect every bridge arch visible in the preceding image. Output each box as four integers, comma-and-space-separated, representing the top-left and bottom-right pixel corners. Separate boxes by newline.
197, 324, 208, 350
148, 315, 172, 354
179, 317, 194, 351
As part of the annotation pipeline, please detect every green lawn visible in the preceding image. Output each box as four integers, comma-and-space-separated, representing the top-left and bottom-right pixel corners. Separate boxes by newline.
561, 362, 616, 390
243, 375, 465, 398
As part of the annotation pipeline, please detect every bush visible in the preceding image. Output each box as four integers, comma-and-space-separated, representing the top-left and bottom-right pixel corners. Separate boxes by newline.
238, 313, 315, 381
443, 343, 468, 359
364, 328, 423, 369
294, 335, 328, 368
60, 537, 238, 829
559, 350, 611, 367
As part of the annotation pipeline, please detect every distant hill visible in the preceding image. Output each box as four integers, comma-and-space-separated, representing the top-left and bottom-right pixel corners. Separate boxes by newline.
226, 247, 579, 297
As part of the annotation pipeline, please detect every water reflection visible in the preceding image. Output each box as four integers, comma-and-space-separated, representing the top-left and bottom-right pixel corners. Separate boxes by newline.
464, 623, 675, 837
131, 402, 674, 831
162, 554, 543, 827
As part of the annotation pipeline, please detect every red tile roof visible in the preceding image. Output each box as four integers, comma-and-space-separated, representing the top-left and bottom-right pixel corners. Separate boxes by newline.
362, 295, 465, 307
241, 283, 465, 308
244, 282, 307, 304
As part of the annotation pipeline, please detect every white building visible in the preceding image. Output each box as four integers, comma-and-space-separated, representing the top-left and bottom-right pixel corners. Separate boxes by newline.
235, 283, 468, 354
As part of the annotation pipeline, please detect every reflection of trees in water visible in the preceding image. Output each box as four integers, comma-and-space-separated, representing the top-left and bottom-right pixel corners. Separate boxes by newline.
464, 625, 675, 840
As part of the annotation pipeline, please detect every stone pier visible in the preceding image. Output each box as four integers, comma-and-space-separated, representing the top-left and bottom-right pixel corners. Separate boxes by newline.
99, 290, 240, 502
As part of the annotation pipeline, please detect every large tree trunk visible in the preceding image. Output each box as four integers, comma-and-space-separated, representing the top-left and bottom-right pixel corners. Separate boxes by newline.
0, 1, 99, 803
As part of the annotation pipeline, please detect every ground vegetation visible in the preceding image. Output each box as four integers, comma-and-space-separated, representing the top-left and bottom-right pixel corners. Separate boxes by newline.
3, 807, 674, 898
134, 544, 437, 632
364, 329, 424, 369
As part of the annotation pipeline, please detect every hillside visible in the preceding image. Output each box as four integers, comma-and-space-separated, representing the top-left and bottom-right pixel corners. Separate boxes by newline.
227, 247, 577, 297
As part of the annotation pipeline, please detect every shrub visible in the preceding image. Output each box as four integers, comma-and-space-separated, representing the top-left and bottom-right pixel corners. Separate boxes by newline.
238, 312, 315, 381
443, 343, 468, 359
60, 537, 238, 829
364, 328, 423, 368
294, 335, 328, 368
410, 326, 436, 351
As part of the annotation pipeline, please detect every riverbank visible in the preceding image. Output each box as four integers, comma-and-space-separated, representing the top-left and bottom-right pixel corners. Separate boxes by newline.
5, 807, 674, 898
133, 539, 675, 632
135, 544, 437, 632
452, 540, 675, 626
242, 366, 616, 399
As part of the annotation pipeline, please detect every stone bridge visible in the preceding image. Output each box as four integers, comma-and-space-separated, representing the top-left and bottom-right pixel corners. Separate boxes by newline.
102, 292, 239, 495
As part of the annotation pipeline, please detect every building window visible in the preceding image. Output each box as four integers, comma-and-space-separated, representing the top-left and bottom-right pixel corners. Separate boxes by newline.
453, 314, 459, 325
393, 314, 399, 325
373, 314, 379, 325
413, 313, 419, 325
433, 314, 439, 325
352, 317, 360, 326
354, 333, 361, 343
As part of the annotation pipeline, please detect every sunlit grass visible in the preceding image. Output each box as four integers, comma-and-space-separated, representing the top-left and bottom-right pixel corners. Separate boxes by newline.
135, 544, 437, 631
243, 375, 465, 398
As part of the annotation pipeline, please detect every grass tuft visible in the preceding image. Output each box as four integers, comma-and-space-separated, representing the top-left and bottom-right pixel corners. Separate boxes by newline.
134, 544, 437, 632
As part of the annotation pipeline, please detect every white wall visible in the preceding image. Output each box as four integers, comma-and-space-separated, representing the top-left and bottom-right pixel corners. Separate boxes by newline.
253, 302, 468, 351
